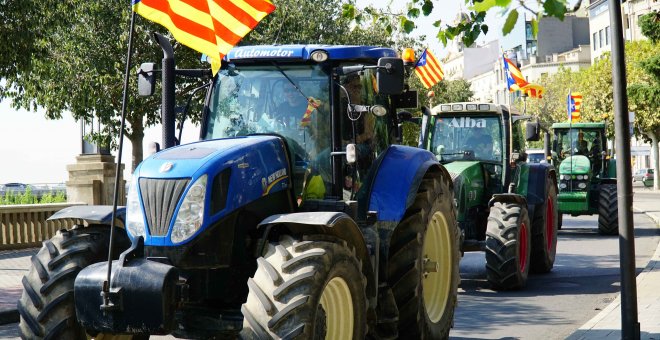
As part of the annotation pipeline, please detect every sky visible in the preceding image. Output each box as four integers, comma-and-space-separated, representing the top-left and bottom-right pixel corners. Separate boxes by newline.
0, 0, 508, 185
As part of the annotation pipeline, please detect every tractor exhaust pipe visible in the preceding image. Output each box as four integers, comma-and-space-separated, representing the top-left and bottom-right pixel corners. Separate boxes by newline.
153, 33, 176, 149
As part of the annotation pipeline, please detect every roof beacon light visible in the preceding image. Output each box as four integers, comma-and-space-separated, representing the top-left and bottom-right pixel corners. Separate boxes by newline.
310, 50, 328, 62
402, 48, 416, 66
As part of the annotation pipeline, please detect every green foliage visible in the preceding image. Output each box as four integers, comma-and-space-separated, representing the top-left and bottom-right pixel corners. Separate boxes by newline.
639, 11, 660, 44
0, 188, 66, 205
342, 0, 576, 47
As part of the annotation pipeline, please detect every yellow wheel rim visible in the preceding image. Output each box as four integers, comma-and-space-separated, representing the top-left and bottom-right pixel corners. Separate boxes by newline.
422, 211, 452, 323
319, 277, 354, 340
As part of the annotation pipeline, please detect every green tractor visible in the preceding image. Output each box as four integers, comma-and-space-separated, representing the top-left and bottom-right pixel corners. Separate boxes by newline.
418, 102, 559, 290
551, 122, 618, 235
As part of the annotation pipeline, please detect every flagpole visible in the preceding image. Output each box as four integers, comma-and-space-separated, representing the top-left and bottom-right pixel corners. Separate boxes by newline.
102, 8, 137, 309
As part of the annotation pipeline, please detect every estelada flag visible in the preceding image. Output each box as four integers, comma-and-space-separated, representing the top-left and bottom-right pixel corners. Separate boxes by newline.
567, 91, 583, 122
414, 49, 444, 89
132, 0, 276, 75
503, 55, 529, 92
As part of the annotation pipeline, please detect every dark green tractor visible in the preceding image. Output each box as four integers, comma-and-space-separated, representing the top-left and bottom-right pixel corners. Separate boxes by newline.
419, 102, 559, 290
551, 122, 618, 235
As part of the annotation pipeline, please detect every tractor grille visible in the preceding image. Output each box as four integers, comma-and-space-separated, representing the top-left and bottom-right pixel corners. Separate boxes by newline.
139, 178, 190, 236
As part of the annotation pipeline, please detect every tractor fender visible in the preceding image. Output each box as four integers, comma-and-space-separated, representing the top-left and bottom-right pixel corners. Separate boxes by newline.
47, 205, 126, 226
255, 211, 375, 300
600, 178, 617, 185
525, 163, 557, 208
368, 145, 442, 222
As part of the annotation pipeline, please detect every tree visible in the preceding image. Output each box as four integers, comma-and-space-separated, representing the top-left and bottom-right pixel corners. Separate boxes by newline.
0, 0, 422, 171
0, 2, 204, 171
342, 0, 582, 47
629, 11, 660, 189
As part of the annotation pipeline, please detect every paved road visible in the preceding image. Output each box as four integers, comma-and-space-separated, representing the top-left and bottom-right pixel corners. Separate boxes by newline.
449, 211, 660, 339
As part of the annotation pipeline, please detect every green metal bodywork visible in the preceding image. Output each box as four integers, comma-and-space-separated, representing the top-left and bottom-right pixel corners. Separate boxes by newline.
551, 122, 613, 216
558, 155, 591, 175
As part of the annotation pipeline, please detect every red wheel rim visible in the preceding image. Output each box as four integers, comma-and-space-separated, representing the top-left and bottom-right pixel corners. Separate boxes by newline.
519, 222, 528, 273
546, 195, 554, 252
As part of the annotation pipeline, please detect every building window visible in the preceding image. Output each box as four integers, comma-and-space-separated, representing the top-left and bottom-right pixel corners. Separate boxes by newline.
605, 26, 610, 46
599, 29, 603, 48
593, 32, 598, 50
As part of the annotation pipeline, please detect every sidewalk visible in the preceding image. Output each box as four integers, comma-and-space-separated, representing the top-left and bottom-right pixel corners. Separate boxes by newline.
568, 187, 660, 340
1, 188, 660, 339
0, 248, 37, 324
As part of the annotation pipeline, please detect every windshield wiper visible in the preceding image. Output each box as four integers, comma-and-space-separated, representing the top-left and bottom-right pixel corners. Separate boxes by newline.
271, 61, 307, 99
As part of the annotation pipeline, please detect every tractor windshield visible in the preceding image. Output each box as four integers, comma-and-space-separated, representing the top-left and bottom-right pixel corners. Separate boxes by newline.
204, 64, 331, 160
554, 128, 603, 160
430, 115, 503, 163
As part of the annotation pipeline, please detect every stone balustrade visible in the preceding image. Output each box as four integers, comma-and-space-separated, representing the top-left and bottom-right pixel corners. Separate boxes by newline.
0, 203, 85, 250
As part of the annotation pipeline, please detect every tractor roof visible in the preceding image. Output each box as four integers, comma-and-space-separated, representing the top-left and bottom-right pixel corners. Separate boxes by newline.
431, 102, 521, 116
225, 45, 397, 63
552, 122, 606, 129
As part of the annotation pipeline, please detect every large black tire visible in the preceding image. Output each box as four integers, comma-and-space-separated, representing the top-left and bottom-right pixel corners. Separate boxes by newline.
386, 171, 460, 339
18, 226, 131, 339
240, 235, 367, 339
530, 176, 559, 273
485, 202, 531, 290
598, 184, 618, 235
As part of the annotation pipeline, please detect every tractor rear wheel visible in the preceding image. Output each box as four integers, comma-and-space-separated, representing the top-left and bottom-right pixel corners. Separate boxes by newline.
485, 202, 531, 290
530, 176, 558, 273
240, 235, 367, 339
18, 226, 132, 339
598, 184, 618, 235
386, 171, 459, 339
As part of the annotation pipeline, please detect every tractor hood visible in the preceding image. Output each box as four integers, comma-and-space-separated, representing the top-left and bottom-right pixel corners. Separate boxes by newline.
559, 155, 591, 175
131, 135, 291, 246
136, 136, 288, 182
443, 161, 484, 186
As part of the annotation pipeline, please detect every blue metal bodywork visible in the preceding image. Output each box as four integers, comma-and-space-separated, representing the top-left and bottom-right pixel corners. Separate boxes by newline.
369, 145, 439, 222
129, 136, 290, 246
225, 45, 397, 62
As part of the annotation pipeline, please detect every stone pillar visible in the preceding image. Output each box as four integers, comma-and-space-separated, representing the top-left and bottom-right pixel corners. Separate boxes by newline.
66, 154, 125, 205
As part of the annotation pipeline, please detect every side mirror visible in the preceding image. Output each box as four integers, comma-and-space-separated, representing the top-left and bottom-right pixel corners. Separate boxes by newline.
138, 62, 157, 97
525, 121, 541, 141
376, 58, 404, 95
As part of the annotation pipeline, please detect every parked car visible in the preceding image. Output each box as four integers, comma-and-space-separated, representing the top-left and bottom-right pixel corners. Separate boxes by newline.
526, 149, 546, 163
633, 168, 654, 183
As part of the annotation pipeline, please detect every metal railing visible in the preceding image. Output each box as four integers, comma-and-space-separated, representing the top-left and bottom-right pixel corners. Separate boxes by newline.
0, 203, 85, 250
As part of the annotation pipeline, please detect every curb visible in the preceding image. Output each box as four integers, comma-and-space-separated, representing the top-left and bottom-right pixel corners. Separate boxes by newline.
0, 308, 18, 326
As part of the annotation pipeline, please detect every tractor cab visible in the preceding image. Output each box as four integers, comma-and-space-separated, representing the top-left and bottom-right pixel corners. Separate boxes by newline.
201, 46, 403, 206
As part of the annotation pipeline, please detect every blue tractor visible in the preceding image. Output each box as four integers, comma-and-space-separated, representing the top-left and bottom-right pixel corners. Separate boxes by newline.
18, 38, 461, 339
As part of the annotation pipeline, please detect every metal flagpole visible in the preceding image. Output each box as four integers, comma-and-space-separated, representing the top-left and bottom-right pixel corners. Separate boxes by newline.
102, 8, 137, 308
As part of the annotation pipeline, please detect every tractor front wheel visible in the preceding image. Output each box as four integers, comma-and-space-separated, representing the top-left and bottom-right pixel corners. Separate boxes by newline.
18, 226, 132, 339
386, 171, 460, 339
598, 184, 618, 235
530, 176, 558, 273
240, 235, 367, 339
485, 202, 531, 290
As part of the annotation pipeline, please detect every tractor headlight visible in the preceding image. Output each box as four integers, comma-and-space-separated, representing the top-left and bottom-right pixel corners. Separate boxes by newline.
577, 175, 583, 180
126, 177, 146, 238
578, 182, 587, 189
171, 175, 207, 244
559, 183, 567, 189
583, 175, 589, 180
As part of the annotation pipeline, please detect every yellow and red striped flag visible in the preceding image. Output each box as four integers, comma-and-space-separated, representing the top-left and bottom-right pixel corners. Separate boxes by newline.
132, 0, 276, 74
414, 49, 444, 89
300, 97, 321, 127
567, 91, 583, 122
